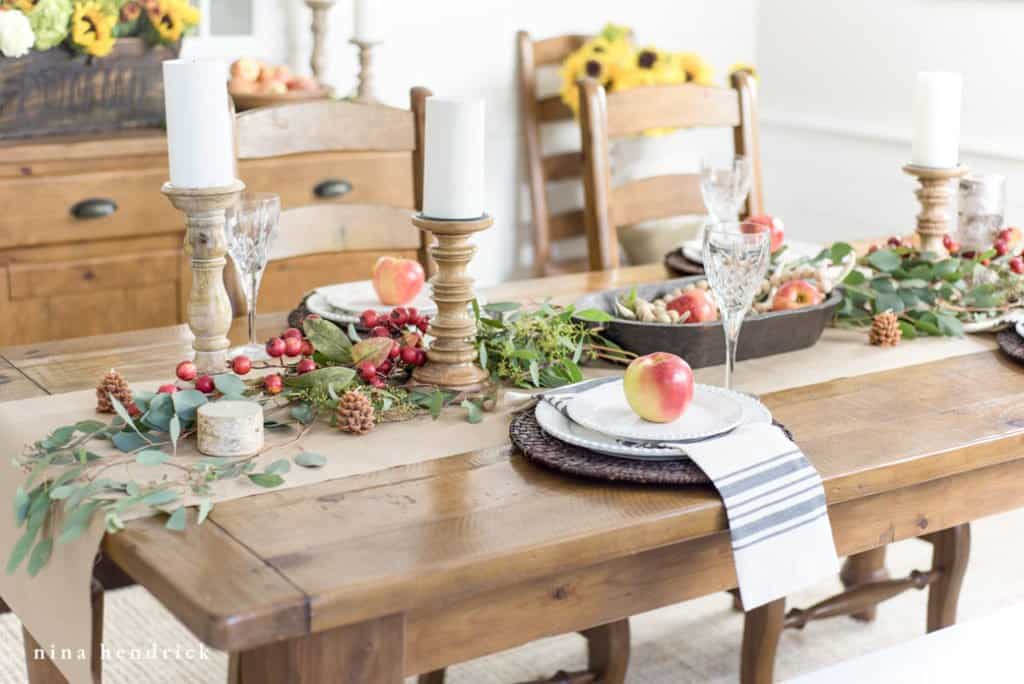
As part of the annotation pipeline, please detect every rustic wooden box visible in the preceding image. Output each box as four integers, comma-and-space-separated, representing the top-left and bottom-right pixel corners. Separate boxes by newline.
0, 39, 178, 140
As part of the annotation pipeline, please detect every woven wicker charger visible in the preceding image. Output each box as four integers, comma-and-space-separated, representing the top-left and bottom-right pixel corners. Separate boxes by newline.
663, 248, 705, 277
996, 328, 1024, 364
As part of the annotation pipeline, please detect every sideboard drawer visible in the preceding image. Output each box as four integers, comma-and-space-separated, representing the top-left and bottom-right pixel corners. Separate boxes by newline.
7, 251, 179, 300
0, 167, 180, 249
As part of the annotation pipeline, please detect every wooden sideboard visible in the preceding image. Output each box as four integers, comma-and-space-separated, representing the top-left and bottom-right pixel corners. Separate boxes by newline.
0, 130, 416, 346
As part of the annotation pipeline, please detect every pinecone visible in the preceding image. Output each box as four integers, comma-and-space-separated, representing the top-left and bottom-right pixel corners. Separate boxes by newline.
96, 369, 133, 414
336, 390, 375, 434
869, 311, 902, 346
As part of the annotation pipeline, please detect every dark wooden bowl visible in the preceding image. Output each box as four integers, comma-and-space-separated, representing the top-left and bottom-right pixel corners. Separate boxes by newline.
574, 276, 842, 369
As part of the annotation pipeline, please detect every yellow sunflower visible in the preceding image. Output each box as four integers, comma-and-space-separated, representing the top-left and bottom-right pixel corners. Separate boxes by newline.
70, 1, 115, 57
11, 0, 38, 11
729, 62, 758, 80
676, 51, 715, 86
559, 37, 627, 115
146, 0, 183, 42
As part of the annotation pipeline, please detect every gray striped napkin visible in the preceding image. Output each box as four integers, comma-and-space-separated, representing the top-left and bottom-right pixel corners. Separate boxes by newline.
537, 378, 838, 610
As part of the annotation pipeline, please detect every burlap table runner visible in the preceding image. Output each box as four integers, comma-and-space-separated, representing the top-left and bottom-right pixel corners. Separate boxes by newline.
0, 328, 995, 682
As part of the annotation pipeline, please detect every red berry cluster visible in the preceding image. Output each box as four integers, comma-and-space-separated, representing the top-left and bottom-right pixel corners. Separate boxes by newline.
360, 307, 429, 337
942, 233, 961, 255
356, 331, 427, 389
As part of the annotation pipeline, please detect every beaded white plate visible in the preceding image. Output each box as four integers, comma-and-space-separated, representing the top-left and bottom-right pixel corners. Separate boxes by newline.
321, 280, 436, 316
567, 381, 744, 442
536, 392, 771, 460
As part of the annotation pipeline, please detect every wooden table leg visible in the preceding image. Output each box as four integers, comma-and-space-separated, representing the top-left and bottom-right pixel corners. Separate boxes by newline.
23, 578, 103, 684
229, 615, 404, 684
582, 619, 630, 684
926, 523, 970, 632
741, 598, 785, 684
839, 546, 890, 622
417, 668, 447, 684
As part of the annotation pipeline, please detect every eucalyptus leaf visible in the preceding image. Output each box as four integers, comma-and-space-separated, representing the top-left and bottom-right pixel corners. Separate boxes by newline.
165, 507, 187, 532
57, 502, 99, 545
169, 415, 181, 452
109, 394, 149, 444
461, 399, 483, 424
573, 308, 614, 323
843, 270, 865, 286
290, 403, 315, 425
136, 450, 169, 466
74, 420, 106, 434
829, 242, 854, 262
265, 458, 291, 475
248, 473, 284, 488
141, 489, 178, 507
483, 302, 521, 314
13, 487, 29, 525
428, 390, 444, 420
171, 389, 207, 423
49, 485, 76, 500
197, 498, 213, 525
295, 452, 326, 468
112, 431, 149, 453
213, 373, 248, 398
27, 538, 53, 577
6, 527, 38, 574
867, 249, 901, 272
873, 292, 904, 315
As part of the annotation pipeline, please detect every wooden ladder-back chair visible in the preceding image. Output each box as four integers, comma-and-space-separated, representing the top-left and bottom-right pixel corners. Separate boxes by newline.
577, 71, 765, 272
517, 31, 593, 276
230, 88, 434, 316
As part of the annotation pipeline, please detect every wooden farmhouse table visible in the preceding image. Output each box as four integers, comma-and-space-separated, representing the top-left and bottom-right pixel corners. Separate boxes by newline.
0, 263, 1020, 684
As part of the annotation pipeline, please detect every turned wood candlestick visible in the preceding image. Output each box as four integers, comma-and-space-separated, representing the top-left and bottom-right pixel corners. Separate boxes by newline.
903, 163, 968, 255
162, 181, 245, 373
350, 39, 380, 103
305, 0, 337, 83
411, 214, 493, 392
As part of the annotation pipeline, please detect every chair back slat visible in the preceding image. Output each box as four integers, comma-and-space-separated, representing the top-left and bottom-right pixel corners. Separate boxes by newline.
605, 85, 740, 138
536, 95, 576, 124
533, 34, 588, 66
611, 174, 704, 228
548, 209, 586, 241
578, 75, 764, 271
236, 100, 416, 159
542, 151, 583, 183
271, 204, 418, 261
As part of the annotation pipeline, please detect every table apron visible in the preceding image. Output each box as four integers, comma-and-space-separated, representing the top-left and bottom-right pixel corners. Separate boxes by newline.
401, 455, 1024, 676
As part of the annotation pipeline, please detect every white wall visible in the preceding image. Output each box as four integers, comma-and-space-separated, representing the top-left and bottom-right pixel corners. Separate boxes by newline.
196, 0, 757, 285
756, 0, 1024, 246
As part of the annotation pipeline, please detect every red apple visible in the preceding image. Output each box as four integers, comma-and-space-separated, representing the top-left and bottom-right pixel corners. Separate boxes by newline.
258, 64, 291, 84
623, 352, 695, 423
772, 280, 822, 311
998, 227, 1023, 255
742, 215, 785, 253
230, 58, 261, 82
228, 77, 258, 94
287, 75, 319, 92
261, 80, 288, 95
372, 256, 425, 306
666, 288, 718, 323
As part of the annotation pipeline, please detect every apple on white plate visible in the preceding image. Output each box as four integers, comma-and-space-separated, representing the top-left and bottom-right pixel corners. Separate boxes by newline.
372, 256, 425, 306
623, 352, 695, 423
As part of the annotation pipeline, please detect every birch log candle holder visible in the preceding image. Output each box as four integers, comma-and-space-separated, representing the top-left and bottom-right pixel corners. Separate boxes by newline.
162, 181, 245, 373
350, 39, 380, 103
902, 164, 968, 255
197, 400, 264, 457
411, 214, 493, 392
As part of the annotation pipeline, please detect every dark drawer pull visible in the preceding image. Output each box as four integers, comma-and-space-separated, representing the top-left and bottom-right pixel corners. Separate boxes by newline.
70, 198, 117, 219
313, 179, 352, 199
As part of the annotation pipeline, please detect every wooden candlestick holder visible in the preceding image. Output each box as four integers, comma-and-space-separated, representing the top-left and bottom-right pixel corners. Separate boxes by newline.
305, 0, 337, 83
162, 181, 245, 373
411, 214, 493, 392
903, 163, 968, 255
350, 39, 380, 103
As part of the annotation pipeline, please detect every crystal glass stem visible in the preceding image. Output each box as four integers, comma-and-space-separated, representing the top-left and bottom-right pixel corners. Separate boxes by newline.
721, 309, 744, 390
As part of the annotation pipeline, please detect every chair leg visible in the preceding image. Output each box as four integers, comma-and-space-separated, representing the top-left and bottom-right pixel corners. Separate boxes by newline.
839, 546, 890, 622
740, 598, 785, 684
581, 620, 630, 684
24, 578, 103, 683
926, 523, 970, 632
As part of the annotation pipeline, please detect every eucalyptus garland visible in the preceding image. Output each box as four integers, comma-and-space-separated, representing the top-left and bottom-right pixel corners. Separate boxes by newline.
836, 243, 1024, 338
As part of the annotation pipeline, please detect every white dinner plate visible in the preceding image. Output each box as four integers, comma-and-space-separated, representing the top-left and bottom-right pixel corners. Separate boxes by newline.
321, 280, 436, 316
567, 380, 744, 442
535, 392, 771, 460
306, 284, 483, 326
681, 239, 823, 265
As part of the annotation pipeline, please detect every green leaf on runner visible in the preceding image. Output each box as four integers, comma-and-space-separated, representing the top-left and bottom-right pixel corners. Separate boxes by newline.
171, 389, 207, 423
573, 308, 614, 322
112, 431, 148, 453
248, 473, 284, 488
109, 394, 150, 444
428, 390, 444, 420
483, 302, 521, 314
290, 403, 315, 425
141, 489, 179, 507
351, 337, 394, 367
303, 317, 353, 363
48, 485, 76, 500
295, 452, 326, 468
867, 248, 902, 272
478, 340, 488, 369
74, 420, 106, 434
284, 366, 356, 390
57, 502, 99, 545
461, 399, 483, 424
197, 498, 213, 525
829, 242, 854, 262
213, 373, 248, 398
265, 458, 291, 475
169, 415, 181, 452
26, 538, 52, 578
136, 450, 169, 466
165, 507, 187, 532
13, 487, 30, 525
843, 270, 865, 285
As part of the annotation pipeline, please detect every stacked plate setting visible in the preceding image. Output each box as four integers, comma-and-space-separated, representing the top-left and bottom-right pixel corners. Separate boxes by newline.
534, 378, 772, 461
305, 280, 438, 325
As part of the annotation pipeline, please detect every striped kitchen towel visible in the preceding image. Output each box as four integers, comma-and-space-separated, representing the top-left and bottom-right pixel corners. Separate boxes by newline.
681, 422, 838, 610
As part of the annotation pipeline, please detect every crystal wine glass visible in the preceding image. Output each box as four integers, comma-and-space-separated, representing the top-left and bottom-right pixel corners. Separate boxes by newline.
702, 221, 770, 390
700, 155, 752, 222
226, 192, 280, 360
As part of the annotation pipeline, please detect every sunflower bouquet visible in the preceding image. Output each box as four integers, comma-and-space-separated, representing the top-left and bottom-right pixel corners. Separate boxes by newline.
559, 23, 757, 135
0, 0, 198, 59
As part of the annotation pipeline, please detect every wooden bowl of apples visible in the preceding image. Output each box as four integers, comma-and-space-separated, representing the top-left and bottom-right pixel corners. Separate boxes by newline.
573, 276, 842, 369
229, 58, 331, 112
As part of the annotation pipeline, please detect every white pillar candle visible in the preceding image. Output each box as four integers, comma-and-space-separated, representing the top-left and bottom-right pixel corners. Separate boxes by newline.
422, 97, 486, 220
162, 59, 236, 188
911, 72, 962, 169
353, 0, 383, 42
